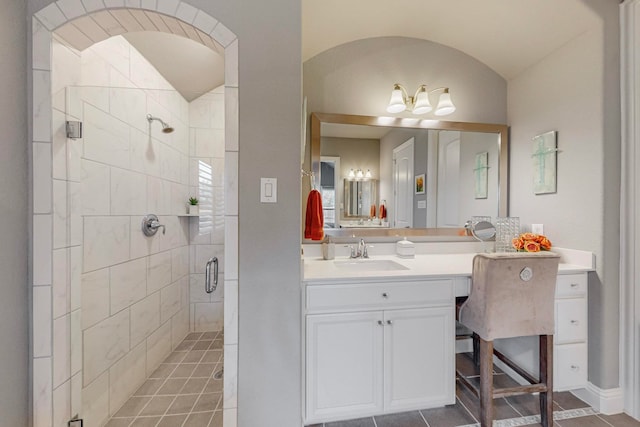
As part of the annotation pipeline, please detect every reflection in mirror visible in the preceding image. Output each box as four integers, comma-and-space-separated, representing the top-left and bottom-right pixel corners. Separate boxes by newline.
343, 179, 378, 220
320, 156, 340, 228
309, 113, 508, 239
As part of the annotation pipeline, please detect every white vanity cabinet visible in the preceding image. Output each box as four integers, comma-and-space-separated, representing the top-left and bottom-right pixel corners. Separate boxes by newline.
304, 279, 455, 424
554, 273, 588, 390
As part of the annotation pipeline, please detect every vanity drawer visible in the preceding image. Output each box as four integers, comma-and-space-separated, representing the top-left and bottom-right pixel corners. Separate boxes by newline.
555, 299, 587, 344
453, 276, 471, 297
554, 343, 588, 391
556, 274, 587, 298
306, 280, 453, 313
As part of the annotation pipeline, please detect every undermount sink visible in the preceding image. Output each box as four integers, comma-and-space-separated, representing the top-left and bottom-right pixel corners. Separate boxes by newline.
333, 259, 409, 272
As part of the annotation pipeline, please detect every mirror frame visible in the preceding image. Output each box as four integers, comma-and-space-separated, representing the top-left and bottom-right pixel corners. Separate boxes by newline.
310, 112, 509, 233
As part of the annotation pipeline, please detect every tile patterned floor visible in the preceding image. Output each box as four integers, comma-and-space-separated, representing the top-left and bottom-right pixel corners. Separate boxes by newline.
107, 337, 640, 427
105, 331, 224, 427
307, 353, 640, 427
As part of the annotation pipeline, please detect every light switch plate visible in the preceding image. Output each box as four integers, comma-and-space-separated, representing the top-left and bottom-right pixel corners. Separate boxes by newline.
531, 223, 544, 234
417, 200, 426, 209
260, 178, 277, 203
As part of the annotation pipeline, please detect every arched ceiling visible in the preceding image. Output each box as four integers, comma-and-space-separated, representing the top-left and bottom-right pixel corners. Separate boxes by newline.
302, 0, 602, 80
55, 1, 602, 100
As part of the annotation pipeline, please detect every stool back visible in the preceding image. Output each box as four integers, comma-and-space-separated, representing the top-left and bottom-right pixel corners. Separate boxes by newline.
459, 252, 560, 341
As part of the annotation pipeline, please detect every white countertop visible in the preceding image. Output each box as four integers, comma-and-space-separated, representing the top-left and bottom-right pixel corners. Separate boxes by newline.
303, 251, 593, 284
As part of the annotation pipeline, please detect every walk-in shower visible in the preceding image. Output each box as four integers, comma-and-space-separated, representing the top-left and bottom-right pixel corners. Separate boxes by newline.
146, 113, 175, 133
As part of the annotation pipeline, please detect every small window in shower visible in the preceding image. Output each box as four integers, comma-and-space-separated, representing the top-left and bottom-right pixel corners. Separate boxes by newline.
198, 160, 214, 233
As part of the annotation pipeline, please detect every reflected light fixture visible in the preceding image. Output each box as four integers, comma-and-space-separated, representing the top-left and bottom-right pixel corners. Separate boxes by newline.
348, 168, 372, 179
386, 83, 456, 116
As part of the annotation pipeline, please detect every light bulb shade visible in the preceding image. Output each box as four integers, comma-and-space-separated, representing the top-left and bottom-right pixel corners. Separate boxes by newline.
412, 88, 432, 114
365, 169, 372, 178
348, 169, 355, 178
387, 88, 407, 113
356, 169, 364, 178
434, 92, 456, 116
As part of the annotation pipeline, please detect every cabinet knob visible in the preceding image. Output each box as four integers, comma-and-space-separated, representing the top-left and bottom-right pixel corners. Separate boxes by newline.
570, 283, 579, 288
570, 320, 579, 325
571, 365, 580, 371
377, 320, 384, 326
382, 292, 388, 298
386, 320, 393, 325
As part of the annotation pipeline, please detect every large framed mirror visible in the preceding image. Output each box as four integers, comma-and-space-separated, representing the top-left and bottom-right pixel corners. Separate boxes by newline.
309, 112, 509, 238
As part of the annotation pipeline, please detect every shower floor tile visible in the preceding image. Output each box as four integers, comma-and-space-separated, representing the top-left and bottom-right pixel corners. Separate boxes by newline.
106, 331, 224, 427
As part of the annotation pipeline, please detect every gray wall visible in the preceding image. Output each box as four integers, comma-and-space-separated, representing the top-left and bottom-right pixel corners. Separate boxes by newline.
27, 0, 302, 426
508, 2, 620, 389
188, 2, 303, 425
303, 37, 507, 123
0, 0, 29, 425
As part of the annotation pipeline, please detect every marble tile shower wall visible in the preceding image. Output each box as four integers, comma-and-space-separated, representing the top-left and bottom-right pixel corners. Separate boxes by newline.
48, 35, 195, 426
188, 88, 226, 332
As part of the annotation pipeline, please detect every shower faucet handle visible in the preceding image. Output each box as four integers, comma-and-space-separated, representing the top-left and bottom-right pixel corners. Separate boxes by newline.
141, 214, 165, 236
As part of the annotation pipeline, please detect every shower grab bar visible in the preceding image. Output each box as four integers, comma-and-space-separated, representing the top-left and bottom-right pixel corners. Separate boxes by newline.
205, 257, 218, 294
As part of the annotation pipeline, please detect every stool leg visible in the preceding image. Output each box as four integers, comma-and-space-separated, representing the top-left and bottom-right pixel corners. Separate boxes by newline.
479, 337, 494, 427
473, 333, 480, 367
539, 335, 554, 427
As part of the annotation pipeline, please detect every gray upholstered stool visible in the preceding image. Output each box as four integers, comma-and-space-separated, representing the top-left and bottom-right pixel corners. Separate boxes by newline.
457, 252, 560, 427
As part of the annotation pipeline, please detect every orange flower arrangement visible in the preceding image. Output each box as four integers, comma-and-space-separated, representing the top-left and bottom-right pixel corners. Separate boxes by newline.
512, 232, 552, 252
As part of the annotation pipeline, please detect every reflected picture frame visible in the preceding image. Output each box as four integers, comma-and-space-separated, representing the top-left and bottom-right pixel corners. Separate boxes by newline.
532, 131, 558, 195
415, 174, 425, 194
474, 151, 489, 199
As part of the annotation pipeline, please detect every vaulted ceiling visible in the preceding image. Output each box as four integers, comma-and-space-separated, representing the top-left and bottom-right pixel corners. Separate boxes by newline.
55, 0, 601, 100
302, 0, 601, 80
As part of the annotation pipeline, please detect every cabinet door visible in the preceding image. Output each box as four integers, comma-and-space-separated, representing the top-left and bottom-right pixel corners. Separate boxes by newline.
384, 307, 455, 412
306, 311, 384, 422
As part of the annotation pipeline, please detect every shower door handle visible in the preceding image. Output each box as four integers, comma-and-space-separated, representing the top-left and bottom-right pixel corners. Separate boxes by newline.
205, 257, 218, 294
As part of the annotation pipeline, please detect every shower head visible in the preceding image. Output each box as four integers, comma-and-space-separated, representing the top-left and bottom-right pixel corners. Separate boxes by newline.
146, 114, 174, 133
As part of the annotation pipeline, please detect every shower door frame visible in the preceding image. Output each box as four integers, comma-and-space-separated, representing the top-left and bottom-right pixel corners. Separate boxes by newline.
28, 2, 240, 426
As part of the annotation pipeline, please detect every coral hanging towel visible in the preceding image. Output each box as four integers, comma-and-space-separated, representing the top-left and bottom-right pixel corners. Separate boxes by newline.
304, 189, 324, 241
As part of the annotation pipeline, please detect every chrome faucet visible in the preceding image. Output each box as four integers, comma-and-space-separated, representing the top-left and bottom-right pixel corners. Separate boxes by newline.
346, 238, 370, 259
358, 238, 369, 259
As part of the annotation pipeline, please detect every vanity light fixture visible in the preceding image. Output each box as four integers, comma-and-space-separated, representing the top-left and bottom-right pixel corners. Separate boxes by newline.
386, 83, 456, 116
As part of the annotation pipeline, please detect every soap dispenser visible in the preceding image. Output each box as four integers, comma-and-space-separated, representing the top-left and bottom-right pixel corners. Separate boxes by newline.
322, 238, 335, 260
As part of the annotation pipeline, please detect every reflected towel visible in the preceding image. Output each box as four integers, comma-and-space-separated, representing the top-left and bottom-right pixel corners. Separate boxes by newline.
304, 189, 324, 241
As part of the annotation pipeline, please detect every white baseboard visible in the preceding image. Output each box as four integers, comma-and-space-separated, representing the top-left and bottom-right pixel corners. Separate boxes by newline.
571, 383, 624, 415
